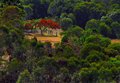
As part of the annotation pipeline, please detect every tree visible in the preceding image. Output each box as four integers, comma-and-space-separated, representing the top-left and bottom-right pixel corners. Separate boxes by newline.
2, 6, 23, 22
57, 46, 75, 58
53, 67, 71, 83
71, 26, 84, 37
111, 22, 120, 38
108, 43, 120, 53
17, 70, 30, 83
48, 0, 82, 16
98, 67, 113, 82
74, 2, 105, 28
20, 0, 52, 19
86, 50, 107, 63
25, 19, 61, 35
99, 23, 111, 37
60, 17, 73, 31
80, 43, 103, 59
84, 34, 102, 44
99, 38, 111, 47
86, 53, 101, 63
7, 58, 24, 82
101, 9, 120, 23
85, 19, 99, 32
79, 67, 99, 83
93, 0, 111, 13
37, 57, 60, 82
1, 0, 21, 6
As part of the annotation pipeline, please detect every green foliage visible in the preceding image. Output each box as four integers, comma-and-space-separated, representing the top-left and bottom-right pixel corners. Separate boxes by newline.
98, 67, 113, 82
71, 26, 84, 37
79, 67, 99, 83
17, 69, 30, 83
1, 0, 120, 83
74, 2, 105, 27
99, 22, 111, 37
2, 6, 23, 22
57, 46, 75, 58
86, 53, 101, 63
48, 0, 82, 16
60, 17, 73, 31
84, 34, 102, 44
99, 38, 111, 47
105, 48, 119, 57
80, 43, 104, 59
61, 34, 69, 43
87, 50, 108, 62
85, 19, 99, 30
7, 58, 24, 73
108, 43, 120, 53
67, 57, 79, 71
111, 22, 120, 38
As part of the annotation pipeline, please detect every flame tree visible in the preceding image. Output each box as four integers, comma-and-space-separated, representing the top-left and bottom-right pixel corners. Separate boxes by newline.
25, 19, 61, 35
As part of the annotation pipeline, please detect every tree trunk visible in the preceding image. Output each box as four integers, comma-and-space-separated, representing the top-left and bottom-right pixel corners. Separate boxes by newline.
40, 28, 43, 36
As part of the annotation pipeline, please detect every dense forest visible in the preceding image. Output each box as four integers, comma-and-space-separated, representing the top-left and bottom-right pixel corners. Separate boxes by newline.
0, 0, 120, 83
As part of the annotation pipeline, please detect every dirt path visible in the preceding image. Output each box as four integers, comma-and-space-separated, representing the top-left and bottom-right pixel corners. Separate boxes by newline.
111, 40, 120, 43
26, 36, 62, 46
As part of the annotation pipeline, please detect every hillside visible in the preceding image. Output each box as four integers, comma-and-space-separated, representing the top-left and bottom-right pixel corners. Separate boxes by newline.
1, 0, 120, 83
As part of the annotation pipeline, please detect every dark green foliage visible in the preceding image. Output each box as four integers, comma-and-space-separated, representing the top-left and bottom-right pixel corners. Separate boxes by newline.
80, 43, 104, 59
17, 69, 30, 83
99, 38, 111, 47
56, 46, 75, 58
79, 67, 99, 83
84, 34, 102, 44
1, 0, 120, 83
85, 19, 99, 30
99, 22, 111, 37
111, 22, 120, 38
105, 48, 119, 57
67, 57, 80, 71
60, 17, 73, 31
7, 58, 24, 72
61, 34, 69, 43
86, 53, 101, 63
108, 43, 120, 53
71, 26, 84, 37
98, 67, 113, 82
74, 2, 105, 28
48, 0, 82, 16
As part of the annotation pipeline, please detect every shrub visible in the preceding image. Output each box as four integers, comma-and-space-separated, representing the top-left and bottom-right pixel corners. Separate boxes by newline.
108, 43, 120, 53
84, 34, 102, 44
86, 54, 101, 63
80, 43, 103, 59
99, 38, 111, 47
105, 48, 119, 57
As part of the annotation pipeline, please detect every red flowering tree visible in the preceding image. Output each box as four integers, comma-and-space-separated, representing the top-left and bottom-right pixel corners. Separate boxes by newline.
25, 19, 62, 35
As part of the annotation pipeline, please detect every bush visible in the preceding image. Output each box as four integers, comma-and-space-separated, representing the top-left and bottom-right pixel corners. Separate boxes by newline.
71, 26, 84, 37
61, 46, 75, 58
108, 43, 120, 53
80, 43, 103, 59
86, 54, 101, 63
84, 34, 102, 44
60, 17, 73, 31
17, 70, 30, 83
99, 38, 111, 47
105, 48, 119, 57
85, 19, 99, 30
98, 67, 113, 82
61, 35, 69, 43
99, 23, 111, 37
111, 22, 120, 38
79, 67, 99, 83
